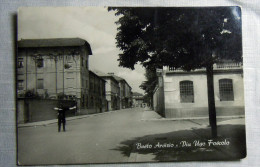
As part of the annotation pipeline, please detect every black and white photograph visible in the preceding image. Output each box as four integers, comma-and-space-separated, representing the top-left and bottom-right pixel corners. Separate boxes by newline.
16, 6, 246, 165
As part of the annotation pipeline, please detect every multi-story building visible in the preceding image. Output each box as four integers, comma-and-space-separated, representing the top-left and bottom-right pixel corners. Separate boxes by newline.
93, 71, 120, 111
108, 73, 132, 109
88, 70, 107, 113
17, 38, 92, 108
153, 62, 244, 118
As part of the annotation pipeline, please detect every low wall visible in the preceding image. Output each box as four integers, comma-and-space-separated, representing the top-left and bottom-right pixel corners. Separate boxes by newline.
17, 99, 77, 123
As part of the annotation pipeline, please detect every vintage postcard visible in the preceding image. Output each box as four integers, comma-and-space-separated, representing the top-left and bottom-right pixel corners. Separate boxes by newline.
16, 6, 246, 165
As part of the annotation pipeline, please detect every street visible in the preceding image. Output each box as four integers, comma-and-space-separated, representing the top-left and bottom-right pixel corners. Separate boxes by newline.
18, 107, 203, 165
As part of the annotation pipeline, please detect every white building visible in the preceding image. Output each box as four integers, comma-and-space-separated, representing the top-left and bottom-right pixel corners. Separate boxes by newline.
153, 62, 244, 118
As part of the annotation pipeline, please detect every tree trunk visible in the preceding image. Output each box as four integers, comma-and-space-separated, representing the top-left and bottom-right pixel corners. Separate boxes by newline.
206, 64, 217, 138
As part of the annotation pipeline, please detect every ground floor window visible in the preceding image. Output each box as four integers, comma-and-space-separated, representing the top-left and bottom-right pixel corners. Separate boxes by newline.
180, 80, 194, 103
219, 79, 234, 101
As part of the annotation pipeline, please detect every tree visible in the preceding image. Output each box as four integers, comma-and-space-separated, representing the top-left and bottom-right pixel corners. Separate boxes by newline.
109, 7, 242, 138
139, 68, 157, 108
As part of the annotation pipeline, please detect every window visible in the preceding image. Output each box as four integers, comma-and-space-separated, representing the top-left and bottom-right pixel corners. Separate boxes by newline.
36, 58, 44, 68
37, 79, 44, 89
219, 79, 234, 101
18, 80, 24, 90
180, 80, 194, 103
17, 58, 24, 68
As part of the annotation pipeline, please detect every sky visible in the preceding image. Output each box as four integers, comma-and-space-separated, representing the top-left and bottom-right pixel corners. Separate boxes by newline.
18, 7, 145, 94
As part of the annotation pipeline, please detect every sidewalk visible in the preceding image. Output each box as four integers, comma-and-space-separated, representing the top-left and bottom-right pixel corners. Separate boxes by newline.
130, 108, 246, 162
141, 107, 163, 121
141, 108, 245, 125
18, 110, 121, 128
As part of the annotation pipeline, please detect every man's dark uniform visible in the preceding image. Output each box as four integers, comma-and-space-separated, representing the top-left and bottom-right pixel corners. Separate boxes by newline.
58, 107, 67, 132
55, 102, 76, 132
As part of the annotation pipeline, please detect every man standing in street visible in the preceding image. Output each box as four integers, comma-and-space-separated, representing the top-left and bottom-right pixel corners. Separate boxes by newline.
54, 101, 76, 132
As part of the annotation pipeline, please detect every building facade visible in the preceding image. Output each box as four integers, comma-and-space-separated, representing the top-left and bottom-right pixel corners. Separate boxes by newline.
109, 74, 132, 109
17, 38, 92, 109
153, 62, 244, 118
95, 73, 120, 111
88, 71, 107, 113
132, 92, 144, 107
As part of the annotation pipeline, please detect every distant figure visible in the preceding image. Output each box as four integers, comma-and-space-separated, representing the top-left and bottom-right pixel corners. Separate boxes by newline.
54, 102, 76, 132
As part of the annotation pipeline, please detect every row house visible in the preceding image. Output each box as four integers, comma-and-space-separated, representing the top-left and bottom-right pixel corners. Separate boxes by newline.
153, 62, 244, 118
109, 73, 132, 109
93, 71, 133, 111
93, 71, 120, 111
88, 71, 107, 113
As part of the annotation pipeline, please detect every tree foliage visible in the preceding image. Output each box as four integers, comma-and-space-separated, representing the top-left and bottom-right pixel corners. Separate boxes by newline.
109, 7, 242, 70
139, 68, 157, 106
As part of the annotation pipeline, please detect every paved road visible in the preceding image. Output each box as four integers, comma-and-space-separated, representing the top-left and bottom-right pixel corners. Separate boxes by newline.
18, 107, 201, 165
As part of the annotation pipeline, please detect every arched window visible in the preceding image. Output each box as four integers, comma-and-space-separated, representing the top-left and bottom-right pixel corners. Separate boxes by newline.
180, 80, 194, 103
219, 79, 234, 101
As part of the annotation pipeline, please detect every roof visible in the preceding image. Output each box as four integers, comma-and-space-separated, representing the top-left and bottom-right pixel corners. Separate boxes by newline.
92, 70, 119, 84
107, 73, 132, 89
18, 38, 92, 55
89, 70, 106, 82
112, 75, 124, 81
92, 70, 111, 77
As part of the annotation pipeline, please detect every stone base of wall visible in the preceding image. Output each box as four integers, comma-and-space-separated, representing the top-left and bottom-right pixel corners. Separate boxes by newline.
165, 106, 245, 118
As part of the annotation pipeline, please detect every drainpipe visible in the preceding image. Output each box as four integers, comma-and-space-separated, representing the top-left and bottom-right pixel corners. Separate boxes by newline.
35, 56, 37, 94
25, 49, 28, 90
63, 52, 64, 94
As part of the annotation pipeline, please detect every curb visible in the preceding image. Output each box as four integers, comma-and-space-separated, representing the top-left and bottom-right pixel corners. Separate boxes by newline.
141, 115, 245, 121
17, 109, 122, 128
